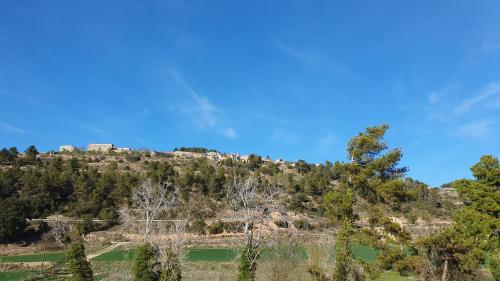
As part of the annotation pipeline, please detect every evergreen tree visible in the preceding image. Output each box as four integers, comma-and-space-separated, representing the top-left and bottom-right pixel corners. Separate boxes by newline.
0, 197, 27, 242
133, 243, 161, 281
65, 239, 93, 281
159, 249, 182, 281
332, 220, 353, 281
342, 125, 408, 207
237, 245, 259, 281
25, 145, 38, 162
420, 155, 500, 280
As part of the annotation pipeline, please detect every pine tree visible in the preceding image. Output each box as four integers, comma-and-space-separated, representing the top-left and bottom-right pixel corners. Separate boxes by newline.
65, 239, 93, 281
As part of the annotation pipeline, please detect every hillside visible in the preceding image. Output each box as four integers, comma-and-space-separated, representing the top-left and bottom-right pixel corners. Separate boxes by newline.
0, 125, 497, 281
0, 143, 456, 241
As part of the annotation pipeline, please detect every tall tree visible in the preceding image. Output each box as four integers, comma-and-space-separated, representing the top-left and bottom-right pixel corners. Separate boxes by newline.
65, 239, 93, 281
420, 155, 500, 280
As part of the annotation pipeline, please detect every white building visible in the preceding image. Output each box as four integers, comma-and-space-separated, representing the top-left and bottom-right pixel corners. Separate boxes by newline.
59, 145, 76, 152
114, 147, 131, 153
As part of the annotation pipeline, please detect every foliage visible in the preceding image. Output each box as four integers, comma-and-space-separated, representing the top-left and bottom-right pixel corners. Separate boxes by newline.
173, 147, 214, 153
418, 155, 500, 279
375, 247, 405, 270
237, 245, 259, 281
419, 154, 500, 279
159, 248, 182, 281
393, 255, 425, 276
490, 249, 500, 281
340, 125, 409, 207
323, 188, 356, 225
207, 220, 224, 235
188, 219, 206, 235
246, 154, 262, 171
0, 147, 19, 164
133, 243, 161, 281
65, 239, 93, 281
0, 197, 28, 242
332, 220, 353, 281
77, 215, 94, 236
25, 145, 39, 162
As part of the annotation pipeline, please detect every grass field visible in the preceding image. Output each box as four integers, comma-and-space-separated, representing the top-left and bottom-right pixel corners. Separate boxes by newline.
0, 271, 31, 281
0, 243, 378, 264
0, 251, 65, 263
0, 244, 413, 281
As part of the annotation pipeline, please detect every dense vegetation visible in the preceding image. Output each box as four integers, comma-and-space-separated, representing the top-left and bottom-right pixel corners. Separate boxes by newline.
0, 124, 497, 280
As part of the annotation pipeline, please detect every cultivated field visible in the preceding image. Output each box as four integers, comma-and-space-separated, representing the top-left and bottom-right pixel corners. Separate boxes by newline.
0, 243, 415, 281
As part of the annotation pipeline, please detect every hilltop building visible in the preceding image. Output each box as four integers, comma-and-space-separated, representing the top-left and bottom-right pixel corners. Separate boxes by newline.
59, 145, 76, 152
88, 144, 115, 152
172, 150, 204, 159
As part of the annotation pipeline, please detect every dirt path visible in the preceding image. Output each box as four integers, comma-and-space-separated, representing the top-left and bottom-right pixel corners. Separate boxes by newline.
87, 242, 126, 260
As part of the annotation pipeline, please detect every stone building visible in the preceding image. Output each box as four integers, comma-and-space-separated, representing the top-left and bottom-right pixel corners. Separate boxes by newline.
87, 144, 115, 152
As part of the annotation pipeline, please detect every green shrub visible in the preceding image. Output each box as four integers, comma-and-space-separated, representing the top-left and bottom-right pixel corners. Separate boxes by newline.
188, 219, 207, 235
237, 245, 259, 281
133, 243, 160, 281
77, 215, 94, 236
490, 249, 500, 281
394, 255, 425, 276
65, 239, 93, 281
274, 220, 289, 228
126, 154, 141, 162
159, 248, 182, 281
355, 228, 384, 249
208, 221, 224, 235
375, 247, 405, 271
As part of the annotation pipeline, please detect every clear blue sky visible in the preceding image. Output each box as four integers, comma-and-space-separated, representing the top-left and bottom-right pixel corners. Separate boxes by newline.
1, 1, 499, 186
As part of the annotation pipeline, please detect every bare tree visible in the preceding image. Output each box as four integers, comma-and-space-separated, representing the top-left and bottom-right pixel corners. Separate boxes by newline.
226, 176, 280, 279
120, 179, 186, 280
121, 179, 177, 242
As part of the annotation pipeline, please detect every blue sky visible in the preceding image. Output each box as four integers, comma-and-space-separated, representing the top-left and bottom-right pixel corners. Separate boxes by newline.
1, 1, 499, 186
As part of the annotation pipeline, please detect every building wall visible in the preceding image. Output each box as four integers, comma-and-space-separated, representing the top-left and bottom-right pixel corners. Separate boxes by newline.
88, 144, 114, 152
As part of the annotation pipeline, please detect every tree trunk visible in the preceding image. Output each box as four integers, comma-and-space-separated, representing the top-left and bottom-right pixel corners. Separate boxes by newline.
441, 256, 449, 281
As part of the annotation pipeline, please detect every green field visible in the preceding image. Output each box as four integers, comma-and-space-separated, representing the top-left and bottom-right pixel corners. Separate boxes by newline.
92, 248, 135, 262
351, 243, 379, 263
0, 244, 379, 264
0, 246, 413, 281
0, 271, 31, 281
0, 251, 65, 263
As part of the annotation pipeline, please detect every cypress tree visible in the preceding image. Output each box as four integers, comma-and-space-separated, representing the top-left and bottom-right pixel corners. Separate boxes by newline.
332, 220, 352, 281
133, 243, 160, 281
65, 239, 93, 281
